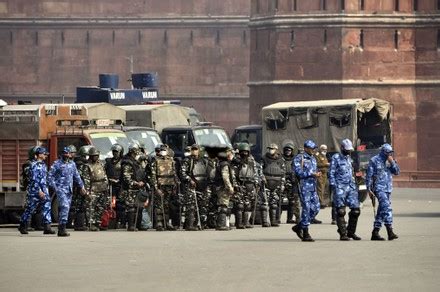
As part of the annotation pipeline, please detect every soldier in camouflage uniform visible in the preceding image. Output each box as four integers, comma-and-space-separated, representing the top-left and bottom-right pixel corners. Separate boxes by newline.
120, 143, 147, 231
282, 141, 301, 224
73, 145, 92, 231
206, 154, 218, 229
233, 143, 258, 229
261, 143, 286, 227
214, 148, 235, 231
366, 143, 400, 241
19, 147, 55, 235
150, 144, 179, 231
292, 140, 322, 242
48, 146, 86, 237
180, 144, 210, 230
82, 147, 110, 231
105, 144, 124, 229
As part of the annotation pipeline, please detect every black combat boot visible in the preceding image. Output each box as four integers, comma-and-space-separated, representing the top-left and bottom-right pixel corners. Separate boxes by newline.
291, 224, 303, 240
261, 209, 270, 227
57, 224, 70, 237
185, 212, 198, 231
32, 211, 44, 231
269, 208, 279, 227
286, 204, 296, 224
385, 224, 399, 240
155, 213, 164, 231
302, 228, 315, 242
371, 227, 385, 241
216, 213, 228, 231
18, 221, 29, 235
74, 213, 88, 231
43, 224, 56, 235
311, 218, 322, 224
336, 208, 349, 241
235, 211, 244, 229
347, 209, 362, 240
89, 223, 100, 232
126, 212, 136, 232
243, 212, 253, 228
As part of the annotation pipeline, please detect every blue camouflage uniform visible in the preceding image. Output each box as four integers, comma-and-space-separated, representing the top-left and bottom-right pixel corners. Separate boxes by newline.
329, 153, 359, 209
293, 151, 320, 228
21, 160, 52, 224
48, 157, 84, 225
366, 145, 400, 229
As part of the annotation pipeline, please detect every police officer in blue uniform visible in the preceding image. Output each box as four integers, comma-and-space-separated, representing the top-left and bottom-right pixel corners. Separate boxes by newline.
18, 147, 55, 235
48, 146, 86, 237
366, 143, 400, 241
329, 139, 362, 241
291, 140, 321, 242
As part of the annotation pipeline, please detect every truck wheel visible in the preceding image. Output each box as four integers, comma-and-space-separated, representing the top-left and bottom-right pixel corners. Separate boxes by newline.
358, 190, 368, 203
0, 211, 6, 224
51, 197, 59, 223
7, 211, 21, 224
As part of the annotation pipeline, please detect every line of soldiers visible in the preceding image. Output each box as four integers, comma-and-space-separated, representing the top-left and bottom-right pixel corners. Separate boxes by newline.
18, 138, 400, 242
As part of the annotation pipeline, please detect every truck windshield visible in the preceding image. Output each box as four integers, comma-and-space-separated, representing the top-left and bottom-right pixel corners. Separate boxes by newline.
89, 132, 130, 160
194, 128, 231, 147
125, 130, 162, 155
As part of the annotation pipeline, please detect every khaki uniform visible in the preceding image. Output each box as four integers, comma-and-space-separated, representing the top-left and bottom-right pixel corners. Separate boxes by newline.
315, 152, 330, 206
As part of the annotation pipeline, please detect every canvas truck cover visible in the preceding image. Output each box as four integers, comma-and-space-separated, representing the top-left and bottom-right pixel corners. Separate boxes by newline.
120, 104, 191, 133
262, 98, 390, 152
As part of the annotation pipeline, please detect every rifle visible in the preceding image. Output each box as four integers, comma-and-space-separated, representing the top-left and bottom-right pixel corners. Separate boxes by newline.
159, 187, 167, 229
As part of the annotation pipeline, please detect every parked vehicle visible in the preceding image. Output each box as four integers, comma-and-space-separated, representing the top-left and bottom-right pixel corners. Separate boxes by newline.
0, 103, 130, 223
261, 98, 392, 202
231, 125, 262, 162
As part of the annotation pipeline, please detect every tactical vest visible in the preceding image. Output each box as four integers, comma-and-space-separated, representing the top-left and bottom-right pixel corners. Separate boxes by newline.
237, 158, 255, 183
21, 160, 32, 189
283, 155, 296, 183
191, 158, 208, 181
105, 157, 122, 180
214, 160, 233, 188
263, 155, 284, 189
121, 157, 145, 190
207, 159, 217, 181
156, 157, 175, 186
88, 162, 108, 193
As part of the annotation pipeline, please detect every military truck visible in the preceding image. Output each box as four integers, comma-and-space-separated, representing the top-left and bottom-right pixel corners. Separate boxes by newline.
261, 98, 392, 202
231, 125, 263, 162
0, 103, 130, 223
161, 124, 232, 158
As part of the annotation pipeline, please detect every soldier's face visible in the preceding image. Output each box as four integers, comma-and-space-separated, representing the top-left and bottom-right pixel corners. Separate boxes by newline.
191, 149, 199, 157
304, 147, 314, 155
112, 150, 120, 159
226, 151, 234, 161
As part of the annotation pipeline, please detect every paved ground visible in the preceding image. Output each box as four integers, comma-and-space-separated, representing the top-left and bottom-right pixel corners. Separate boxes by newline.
1, 188, 439, 292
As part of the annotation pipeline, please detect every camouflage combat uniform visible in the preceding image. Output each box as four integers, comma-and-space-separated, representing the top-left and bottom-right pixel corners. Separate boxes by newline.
83, 158, 109, 230
150, 154, 178, 231
262, 152, 286, 227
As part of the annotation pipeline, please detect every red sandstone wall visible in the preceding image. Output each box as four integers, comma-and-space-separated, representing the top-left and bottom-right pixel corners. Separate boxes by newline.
249, 0, 440, 176
0, 0, 251, 133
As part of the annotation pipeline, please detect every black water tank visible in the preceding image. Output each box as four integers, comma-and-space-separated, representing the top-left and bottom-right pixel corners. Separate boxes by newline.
99, 74, 119, 89
131, 72, 158, 89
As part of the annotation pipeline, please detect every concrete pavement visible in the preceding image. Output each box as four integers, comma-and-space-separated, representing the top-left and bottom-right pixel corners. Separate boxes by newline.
0, 188, 439, 292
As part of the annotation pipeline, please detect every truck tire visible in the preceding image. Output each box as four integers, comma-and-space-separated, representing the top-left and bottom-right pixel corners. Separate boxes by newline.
51, 197, 59, 223
358, 190, 368, 203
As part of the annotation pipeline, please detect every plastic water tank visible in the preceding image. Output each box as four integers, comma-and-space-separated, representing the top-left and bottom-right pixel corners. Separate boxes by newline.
99, 74, 119, 89
131, 73, 158, 89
